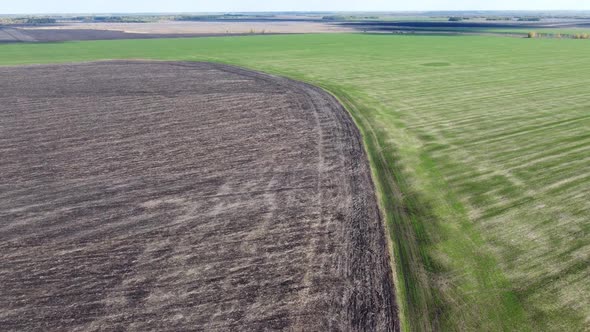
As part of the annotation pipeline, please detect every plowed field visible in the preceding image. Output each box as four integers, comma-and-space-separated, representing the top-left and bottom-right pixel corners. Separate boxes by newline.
0, 61, 398, 331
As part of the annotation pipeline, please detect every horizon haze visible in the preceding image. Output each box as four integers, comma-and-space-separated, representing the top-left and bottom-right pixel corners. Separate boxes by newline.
2, 0, 590, 15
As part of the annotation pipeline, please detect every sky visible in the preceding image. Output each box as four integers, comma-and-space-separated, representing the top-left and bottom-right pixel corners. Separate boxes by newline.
2, 0, 590, 15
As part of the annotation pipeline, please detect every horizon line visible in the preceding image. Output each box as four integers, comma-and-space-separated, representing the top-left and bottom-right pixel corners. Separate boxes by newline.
3, 9, 590, 16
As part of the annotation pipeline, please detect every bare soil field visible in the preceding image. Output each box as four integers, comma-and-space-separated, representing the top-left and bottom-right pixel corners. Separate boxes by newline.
1, 22, 353, 42
0, 27, 37, 42
0, 26, 201, 42
0, 61, 398, 331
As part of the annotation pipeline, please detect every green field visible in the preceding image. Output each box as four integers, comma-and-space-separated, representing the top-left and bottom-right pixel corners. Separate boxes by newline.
1, 34, 588, 331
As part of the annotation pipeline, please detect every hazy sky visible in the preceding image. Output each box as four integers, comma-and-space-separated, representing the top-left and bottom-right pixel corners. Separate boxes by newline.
2, 0, 590, 14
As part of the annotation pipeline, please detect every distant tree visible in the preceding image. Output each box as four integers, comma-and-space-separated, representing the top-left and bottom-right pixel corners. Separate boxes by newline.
175, 15, 220, 21
574, 33, 590, 39
518, 17, 541, 22
25, 17, 56, 24
486, 17, 512, 21
322, 15, 349, 21
448, 17, 463, 22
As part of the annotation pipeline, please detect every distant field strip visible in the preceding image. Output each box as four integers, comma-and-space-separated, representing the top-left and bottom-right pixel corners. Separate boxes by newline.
1, 34, 588, 331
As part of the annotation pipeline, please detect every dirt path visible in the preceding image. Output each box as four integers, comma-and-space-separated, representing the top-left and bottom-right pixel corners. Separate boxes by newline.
0, 61, 398, 331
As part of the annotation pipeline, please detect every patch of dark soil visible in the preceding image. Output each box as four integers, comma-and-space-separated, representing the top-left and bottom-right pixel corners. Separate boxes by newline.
0, 61, 398, 331
0, 27, 279, 42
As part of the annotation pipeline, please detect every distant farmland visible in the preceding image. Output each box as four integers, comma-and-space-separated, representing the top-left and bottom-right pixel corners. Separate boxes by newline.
1, 34, 589, 331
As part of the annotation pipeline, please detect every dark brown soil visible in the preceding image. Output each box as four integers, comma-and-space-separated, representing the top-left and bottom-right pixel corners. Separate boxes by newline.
0, 26, 259, 42
0, 61, 398, 331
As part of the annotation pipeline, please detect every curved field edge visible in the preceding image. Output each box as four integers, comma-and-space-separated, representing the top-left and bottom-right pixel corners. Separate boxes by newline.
271, 77, 530, 332
192, 61, 533, 331
146, 60, 531, 331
